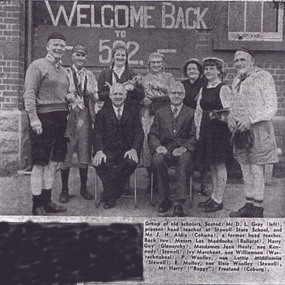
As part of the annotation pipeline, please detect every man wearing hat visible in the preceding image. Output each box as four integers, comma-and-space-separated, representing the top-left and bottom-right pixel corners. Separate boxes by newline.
59, 44, 98, 203
23, 32, 69, 215
228, 48, 278, 217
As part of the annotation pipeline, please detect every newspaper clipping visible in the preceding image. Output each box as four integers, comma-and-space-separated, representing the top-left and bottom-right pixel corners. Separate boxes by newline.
0, 0, 284, 284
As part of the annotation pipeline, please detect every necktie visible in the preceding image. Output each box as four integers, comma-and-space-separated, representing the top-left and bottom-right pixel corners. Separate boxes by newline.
55, 62, 60, 72
77, 71, 83, 90
173, 106, 178, 118
117, 108, 121, 120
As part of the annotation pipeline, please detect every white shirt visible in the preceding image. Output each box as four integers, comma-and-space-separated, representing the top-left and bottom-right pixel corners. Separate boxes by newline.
171, 103, 183, 118
113, 104, 124, 119
112, 66, 125, 83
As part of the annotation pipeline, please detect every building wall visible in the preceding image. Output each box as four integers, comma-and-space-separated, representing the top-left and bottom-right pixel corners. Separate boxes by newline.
0, 0, 284, 175
0, 0, 27, 175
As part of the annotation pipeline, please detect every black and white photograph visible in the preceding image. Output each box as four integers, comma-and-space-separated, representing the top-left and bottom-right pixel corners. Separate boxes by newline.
0, 0, 284, 284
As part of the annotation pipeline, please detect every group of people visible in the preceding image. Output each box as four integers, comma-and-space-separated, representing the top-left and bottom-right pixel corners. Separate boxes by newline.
23, 32, 278, 218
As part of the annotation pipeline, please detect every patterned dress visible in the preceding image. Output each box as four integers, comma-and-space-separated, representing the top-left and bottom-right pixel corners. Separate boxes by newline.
140, 72, 175, 167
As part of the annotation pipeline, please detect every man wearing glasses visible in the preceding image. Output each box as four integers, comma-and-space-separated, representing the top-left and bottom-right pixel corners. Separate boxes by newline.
148, 81, 196, 217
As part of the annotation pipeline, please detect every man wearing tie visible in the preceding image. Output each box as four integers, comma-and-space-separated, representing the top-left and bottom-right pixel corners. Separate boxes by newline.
59, 44, 98, 203
92, 83, 144, 209
148, 81, 196, 217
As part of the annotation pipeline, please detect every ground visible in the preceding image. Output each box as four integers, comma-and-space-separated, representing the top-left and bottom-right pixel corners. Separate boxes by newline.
0, 166, 284, 218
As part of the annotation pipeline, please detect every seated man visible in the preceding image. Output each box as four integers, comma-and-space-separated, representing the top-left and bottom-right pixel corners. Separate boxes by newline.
148, 81, 196, 217
92, 83, 144, 209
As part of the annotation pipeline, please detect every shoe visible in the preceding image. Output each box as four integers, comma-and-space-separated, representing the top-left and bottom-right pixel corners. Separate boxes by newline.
103, 200, 116, 209
32, 195, 47, 215
59, 191, 69, 203
252, 206, 264, 218
229, 203, 254, 218
200, 185, 210, 196
80, 186, 94, 200
199, 198, 213, 208
44, 201, 67, 213
204, 200, 223, 213
158, 199, 172, 213
172, 205, 185, 217
32, 205, 47, 215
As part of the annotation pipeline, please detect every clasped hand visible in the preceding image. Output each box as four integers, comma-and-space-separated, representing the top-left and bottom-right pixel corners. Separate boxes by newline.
228, 116, 251, 132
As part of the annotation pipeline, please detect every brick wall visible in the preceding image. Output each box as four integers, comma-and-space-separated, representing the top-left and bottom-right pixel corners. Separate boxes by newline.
0, 1, 26, 175
0, 0, 25, 111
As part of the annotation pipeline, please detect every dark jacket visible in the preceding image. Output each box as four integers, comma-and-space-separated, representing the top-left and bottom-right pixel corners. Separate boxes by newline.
148, 104, 196, 154
98, 67, 144, 107
182, 77, 207, 110
93, 102, 144, 155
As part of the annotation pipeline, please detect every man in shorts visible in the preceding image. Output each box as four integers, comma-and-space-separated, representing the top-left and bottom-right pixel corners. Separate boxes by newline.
23, 32, 69, 215
228, 48, 278, 218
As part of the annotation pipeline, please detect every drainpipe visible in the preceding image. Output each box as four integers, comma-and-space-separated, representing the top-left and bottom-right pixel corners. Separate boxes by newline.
27, 0, 33, 66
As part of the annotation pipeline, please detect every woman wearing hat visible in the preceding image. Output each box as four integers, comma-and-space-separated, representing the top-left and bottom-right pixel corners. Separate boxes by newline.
182, 58, 207, 110
195, 57, 232, 213
181, 58, 208, 196
97, 40, 144, 108
141, 52, 176, 192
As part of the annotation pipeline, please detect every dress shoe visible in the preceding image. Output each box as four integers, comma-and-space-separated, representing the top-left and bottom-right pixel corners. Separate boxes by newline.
32, 205, 47, 216
252, 206, 264, 218
200, 185, 210, 196
44, 201, 67, 213
103, 200, 116, 209
172, 205, 185, 217
199, 197, 213, 208
59, 191, 69, 203
80, 186, 94, 200
32, 195, 47, 215
158, 199, 172, 213
229, 203, 254, 218
204, 200, 223, 213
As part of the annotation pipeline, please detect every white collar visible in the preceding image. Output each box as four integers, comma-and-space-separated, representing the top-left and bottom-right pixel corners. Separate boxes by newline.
46, 53, 61, 65
207, 78, 221, 88
112, 104, 124, 112
171, 103, 183, 112
72, 65, 85, 74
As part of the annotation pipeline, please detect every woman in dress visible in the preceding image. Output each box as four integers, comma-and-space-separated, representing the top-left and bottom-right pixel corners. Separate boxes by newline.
141, 52, 176, 191
195, 57, 232, 213
181, 58, 208, 196
97, 40, 144, 108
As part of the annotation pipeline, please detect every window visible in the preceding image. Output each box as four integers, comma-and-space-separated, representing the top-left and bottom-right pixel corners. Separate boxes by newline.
228, 1, 284, 41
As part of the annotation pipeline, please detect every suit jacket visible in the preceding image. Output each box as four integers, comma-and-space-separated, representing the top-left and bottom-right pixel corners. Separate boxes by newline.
93, 102, 144, 155
97, 67, 144, 106
148, 104, 196, 155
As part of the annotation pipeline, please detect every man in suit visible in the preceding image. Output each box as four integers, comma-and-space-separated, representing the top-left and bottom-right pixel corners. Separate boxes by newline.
92, 83, 144, 209
149, 81, 196, 217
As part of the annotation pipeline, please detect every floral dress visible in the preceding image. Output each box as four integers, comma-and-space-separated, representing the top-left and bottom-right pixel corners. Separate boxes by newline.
140, 72, 175, 167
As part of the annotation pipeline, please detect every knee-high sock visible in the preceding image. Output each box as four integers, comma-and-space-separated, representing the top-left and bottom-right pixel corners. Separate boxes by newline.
31, 165, 45, 195
251, 164, 265, 204
42, 161, 59, 190
240, 164, 254, 203
211, 163, 227, 204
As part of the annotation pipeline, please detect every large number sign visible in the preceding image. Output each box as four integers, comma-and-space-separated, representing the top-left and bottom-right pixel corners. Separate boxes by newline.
33, 1, 215, 67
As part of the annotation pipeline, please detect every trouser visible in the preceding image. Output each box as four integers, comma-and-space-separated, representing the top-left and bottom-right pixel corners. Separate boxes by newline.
95, 151, 138, 202
153, 151, 192, 202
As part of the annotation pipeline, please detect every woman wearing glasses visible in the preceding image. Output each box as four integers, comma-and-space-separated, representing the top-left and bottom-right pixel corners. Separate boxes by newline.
141, 52, 176, 193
